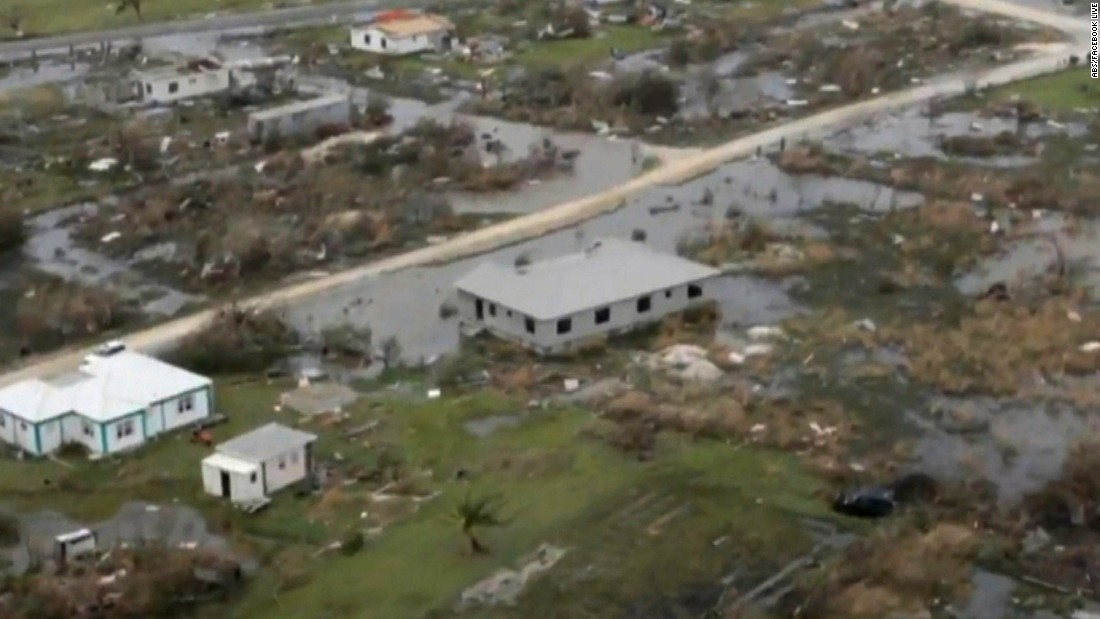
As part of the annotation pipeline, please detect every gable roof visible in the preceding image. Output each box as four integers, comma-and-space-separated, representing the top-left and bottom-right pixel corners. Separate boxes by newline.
216, 423, 317, 463
368, 14, 453, 38
0, 351, 211, 424
454, 239, 720, 320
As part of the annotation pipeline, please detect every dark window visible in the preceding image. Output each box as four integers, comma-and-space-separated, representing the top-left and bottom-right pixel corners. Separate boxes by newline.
145, 83, 152, 95
364, 34, 371, 45
688, 283, 703, 299
525, 318, 535, 334
595, 307, 611, 324
168, 81, 179, 94
557, 318, 572, 334
637, 296, 652, 313
506, 310, 512, 317
250, 472, 257, 483
489, 303, 497, 317
665, 289, 672, 299
381, 38, 388, 49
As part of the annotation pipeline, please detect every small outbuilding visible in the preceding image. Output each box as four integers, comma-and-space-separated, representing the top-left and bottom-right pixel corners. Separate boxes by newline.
349, 12, 456, 56
454, 238, 720, 354
247, 94, 352, 143
54, 528, 97, 563
133, 57, 231, 105
201, 423, 317, 505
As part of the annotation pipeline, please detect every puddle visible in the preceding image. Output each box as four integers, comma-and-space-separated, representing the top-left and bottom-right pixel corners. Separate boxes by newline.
282, 147, 915, 363
140, 28, 272, 62
5, 501, 229, 575
294, 81, 642, 216
0, 61, 89, 92
679, 51, 793, 119
964, 569, 1018, 619
20, 203, 202, 316
909, 396, 1100, 506
956, 215, 1100, 299
464, 414, 522, 438
824, 107, 1087, 167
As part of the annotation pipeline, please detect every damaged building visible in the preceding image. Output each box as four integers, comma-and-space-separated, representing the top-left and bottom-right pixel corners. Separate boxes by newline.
454, 238, 719, 354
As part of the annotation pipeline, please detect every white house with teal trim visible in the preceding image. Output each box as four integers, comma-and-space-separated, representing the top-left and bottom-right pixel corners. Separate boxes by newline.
0, 349, 212, 456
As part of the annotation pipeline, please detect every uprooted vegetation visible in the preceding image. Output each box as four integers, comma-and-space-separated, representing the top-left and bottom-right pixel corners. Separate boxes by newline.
1012, 443, 1100, 592
14, 274, 132, 353
740, 4, 1036, 98
73, 120, 570, 289
169, 306, 298, 375
678, 219, 840, 274
468, 68, 681, 132
0, 546, 242, 619
792, 521, 981, 619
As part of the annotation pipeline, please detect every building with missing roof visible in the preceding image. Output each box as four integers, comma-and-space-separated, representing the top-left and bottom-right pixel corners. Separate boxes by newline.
454, 239, 720, 354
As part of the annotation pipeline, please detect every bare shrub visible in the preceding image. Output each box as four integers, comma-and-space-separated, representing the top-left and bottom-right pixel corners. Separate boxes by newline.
170, 306, 298, 374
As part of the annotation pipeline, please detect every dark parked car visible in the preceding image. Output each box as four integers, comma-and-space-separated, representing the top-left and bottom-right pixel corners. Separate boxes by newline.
832, 486, 896, 518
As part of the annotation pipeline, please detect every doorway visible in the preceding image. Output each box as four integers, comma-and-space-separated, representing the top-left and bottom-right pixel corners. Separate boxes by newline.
475, 298, 484, 320
220, 471, 231, 498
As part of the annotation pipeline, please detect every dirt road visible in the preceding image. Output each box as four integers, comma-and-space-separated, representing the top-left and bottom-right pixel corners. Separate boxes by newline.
0, 0, 1086, 386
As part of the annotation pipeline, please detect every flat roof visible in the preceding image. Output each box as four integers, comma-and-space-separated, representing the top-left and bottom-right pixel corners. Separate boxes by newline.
248, 94, 349, 123
216, 423, 317, 463
134, 58, 224, 82
454, 238, 720, 321
203, 452, 260, 475
363, 14, 454, 38
0, 351, 210, 423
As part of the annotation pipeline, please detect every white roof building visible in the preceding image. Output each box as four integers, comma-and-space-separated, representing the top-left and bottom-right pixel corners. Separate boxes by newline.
454, 239, 720, 354
202, 423, 317, 505
0, 348, 213, 456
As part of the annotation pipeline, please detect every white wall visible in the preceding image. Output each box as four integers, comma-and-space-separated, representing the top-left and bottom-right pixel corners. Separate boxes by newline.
202, 461, 265, 503
0, 411, 15, 446
261, 444, 310, 494
248, 99, 352, 141
61, 414, 101, 454
37, 418, 62, 454
102, 414, 146, 454
349, 26, 442, 55
159, 388, 212, 434
460, 278, 716, 354
141, 68, 230, 104
13, 417, 36, 454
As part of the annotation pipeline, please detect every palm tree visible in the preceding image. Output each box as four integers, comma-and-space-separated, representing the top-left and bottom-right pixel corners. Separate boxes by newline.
452, 491, 509, 554
116, 0, 143, 21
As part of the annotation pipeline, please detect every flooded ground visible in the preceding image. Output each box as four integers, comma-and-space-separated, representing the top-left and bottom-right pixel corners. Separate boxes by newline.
16, 204, 202, 316
824, 106, 1088, 166
3, 501, 229, 575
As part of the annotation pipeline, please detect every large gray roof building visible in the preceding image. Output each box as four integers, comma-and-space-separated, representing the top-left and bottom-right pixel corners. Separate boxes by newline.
454, 239, 720, 354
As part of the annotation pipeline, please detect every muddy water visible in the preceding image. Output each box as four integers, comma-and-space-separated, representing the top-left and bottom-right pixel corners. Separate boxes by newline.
823, 107, 1087, 166
956, 214, 1100, 298
282, 156, 914, 363
4, 501, 230, 575
19, 204, 201, 316
909, 396, 1100, 506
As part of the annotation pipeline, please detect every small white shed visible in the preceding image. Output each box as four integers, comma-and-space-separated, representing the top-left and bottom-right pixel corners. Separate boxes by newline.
54, 528, 97, 562
202, 423, 317, 504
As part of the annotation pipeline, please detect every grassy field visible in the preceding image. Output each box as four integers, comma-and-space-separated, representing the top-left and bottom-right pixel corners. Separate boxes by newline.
0, 0, 331, 38
978, 68, 1100, 112
514, 26, 666, 68
0, 369, 836, 619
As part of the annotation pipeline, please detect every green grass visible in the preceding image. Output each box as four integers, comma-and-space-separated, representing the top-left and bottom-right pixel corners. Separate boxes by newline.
0, 0, 335, 38
979, 69, 1100, 112
515, 26, 666, 68
0, 376, 834, 619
